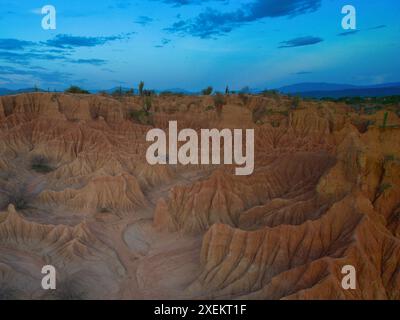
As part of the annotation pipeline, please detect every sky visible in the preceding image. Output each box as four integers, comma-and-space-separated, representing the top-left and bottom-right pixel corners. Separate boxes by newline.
0, 0, 399, 91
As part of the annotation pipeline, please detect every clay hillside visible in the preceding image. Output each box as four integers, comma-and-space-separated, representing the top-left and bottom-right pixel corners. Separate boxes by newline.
0, 92, 399, 299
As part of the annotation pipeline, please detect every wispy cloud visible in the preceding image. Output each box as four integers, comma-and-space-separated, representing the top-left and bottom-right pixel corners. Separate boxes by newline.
135, 16, 154, 26
69, 58, 107, 66
0, 39, 35, 50
294, 71, 313, 75
42, 33, 133, 49
337, 24, 387, 37
337, 30, 359, 36
155, 38, 171, 48
278, 36, 323, 48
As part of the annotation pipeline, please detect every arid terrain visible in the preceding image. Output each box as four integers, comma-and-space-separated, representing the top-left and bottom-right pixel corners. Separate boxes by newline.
0, 92, 399, 300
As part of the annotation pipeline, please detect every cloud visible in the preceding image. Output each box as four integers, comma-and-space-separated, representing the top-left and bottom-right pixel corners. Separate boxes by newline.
0, 39, 35, 50
368, 25, 387, 30
337, 25, 387, 37
157, 0, 227, 6
43, 33, 133, 49
278, 36, 323, 48
0, 50, 67, 65
155, 38, 172, 48
109, 1, 131, 9
165, 0, 321, 38
69, 58, 107, 66
337, 30, 359, 36
0, 65, 72, 84
294, 71, 312, 75
135, 16, 154, 26
0, 48, 106, 67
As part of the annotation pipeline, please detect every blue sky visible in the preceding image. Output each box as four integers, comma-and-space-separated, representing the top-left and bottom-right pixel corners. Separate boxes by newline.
0, 0, 399, 91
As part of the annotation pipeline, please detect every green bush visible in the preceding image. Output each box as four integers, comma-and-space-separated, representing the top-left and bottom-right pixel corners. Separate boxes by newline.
31, 155, 53, 173
205, 105, 215, 111
202, 86, 213, 95
128, 109, 153, 125
65, 86, 90, 94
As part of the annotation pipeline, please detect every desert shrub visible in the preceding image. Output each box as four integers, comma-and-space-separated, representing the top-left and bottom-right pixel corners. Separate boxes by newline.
112, 86, 124, 99
271, 120, 280, 128
213, 93, 226, 117
128, 109, 153, 125
65, 86, 90, 94
252, 105, 267, 123
143, 96, 152, 112
291, 96, 301, 109
160, 91, 174, 96
31, 155, 53, 173
205, 105, 215, 111
384, 154, 396, 162
262, 89, 279, 97
378, 183, 392, 195
202, 86, 213, 96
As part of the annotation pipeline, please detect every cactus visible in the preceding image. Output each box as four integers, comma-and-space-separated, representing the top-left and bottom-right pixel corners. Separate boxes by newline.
139, 81, 144, 96
382, 111, 389, 128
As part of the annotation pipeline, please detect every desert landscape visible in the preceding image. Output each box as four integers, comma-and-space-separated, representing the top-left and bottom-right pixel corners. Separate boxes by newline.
0, 91, 399, 300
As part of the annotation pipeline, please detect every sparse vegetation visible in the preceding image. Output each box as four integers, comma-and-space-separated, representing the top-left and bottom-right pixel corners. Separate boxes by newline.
384, 154, 396, 162
31, 155, 53, 173
262, 89, 279, 98
65, 86, 90, 94
112, 86, 124, 99
382, 111, 389, 128
202, 86, 213, 96
291, 96, 301, 109
252, 105, 268, 124
378, 183, 392, 194
213, 93, 226, 117
125, 88, 134, 96
205, 105, 215, 111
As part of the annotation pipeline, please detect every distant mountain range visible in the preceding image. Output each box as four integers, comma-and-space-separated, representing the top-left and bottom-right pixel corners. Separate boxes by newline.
2, 82, 400, 98
277, 82, 400, 98
0, 88, 44, 96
